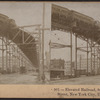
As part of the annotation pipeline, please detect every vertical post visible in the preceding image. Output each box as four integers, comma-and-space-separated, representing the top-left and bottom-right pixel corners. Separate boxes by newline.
2, 37, 4, 72
87, 39, 89, 76
99, 54, 100, 75
91, 40, 92, 75
17, 49, 20, 68
22, 30, 24, 43
9, 43, 11, 73
6, 38, 8, 72
11, 46, 13, 73
94, 46, 95, 75
98, 45, 99, 75
19, 50, 20, 68
75, 34, 77, 77
41, 3, 45, 82
80, 55, 81, 76
38, 26, 41, 80
24, 60, 26, 72
13, 46, 15, 72
49, 40, 51, 80
17, 49, 20, 73
16, 47, 18, 72
49, 41, 51, 70
17, 48, 19, 67
70, 31, 72, 76
15, 47, 17, 72
10, 45, 12, 73
22, 56, 23, 67
15, 47, 17, 71
97, 50, 99, 75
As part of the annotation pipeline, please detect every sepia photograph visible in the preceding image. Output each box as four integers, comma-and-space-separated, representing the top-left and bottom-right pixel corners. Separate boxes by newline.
0, 1, 100, 98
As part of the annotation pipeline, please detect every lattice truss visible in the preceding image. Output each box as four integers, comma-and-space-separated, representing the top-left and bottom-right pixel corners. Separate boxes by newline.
0, 14, 41, 68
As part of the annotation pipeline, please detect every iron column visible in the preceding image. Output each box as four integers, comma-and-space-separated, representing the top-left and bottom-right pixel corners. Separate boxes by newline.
91, 40, 92, 75
70, 30, 72, 76
75, 34, 77, 77
41, 3, 45, 82
2, 37, 4, 72
87, 39, 89, 76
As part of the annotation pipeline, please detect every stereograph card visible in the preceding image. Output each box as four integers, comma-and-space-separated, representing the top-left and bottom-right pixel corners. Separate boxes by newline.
0, 1, 100, 98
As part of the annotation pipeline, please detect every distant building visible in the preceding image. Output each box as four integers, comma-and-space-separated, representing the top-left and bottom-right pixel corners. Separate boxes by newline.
64, 58, 100, 75
64, 61, 75, 75
77, 58, 99, 74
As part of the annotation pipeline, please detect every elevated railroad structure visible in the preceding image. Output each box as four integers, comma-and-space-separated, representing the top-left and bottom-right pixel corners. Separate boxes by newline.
0, 13, 39, 67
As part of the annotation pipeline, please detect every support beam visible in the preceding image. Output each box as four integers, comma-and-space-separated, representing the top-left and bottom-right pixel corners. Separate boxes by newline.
94, 47, 96, 75
18, 24, 41, 28
70, 31, 72, 76
40, 3, 45, 82
99, 54, 100, 75
17, 48, 20, 68
79, 55, 82, 76
91, 40, 93, 75
7, 30, 21, 45
75, 34, 77, 77
38, 26, 42, 81
22, 31, 25, 44
6, 38, 8, 73
77, 48, 90, 53
2, 37, 4, 72
49, 40, 51, 80
87, 39, 89, 76
8, 44, 11, 73
12, 45, 14, 72
97, 50, 99, 74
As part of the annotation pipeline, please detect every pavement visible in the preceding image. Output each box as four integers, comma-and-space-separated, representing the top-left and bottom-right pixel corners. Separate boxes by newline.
49, 75, 100, 85
0, 72, 39, 84
1, 73, 100, 84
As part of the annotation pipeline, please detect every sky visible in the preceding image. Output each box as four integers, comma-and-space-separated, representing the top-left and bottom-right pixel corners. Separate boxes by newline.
0, 2, 100, 62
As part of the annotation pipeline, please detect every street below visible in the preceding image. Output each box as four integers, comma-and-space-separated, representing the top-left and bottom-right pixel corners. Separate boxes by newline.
49, 75, 100, 85
0, 73, 100, 85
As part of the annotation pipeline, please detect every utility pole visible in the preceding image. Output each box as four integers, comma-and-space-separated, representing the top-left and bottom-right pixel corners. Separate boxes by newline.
41, 2, 45, 82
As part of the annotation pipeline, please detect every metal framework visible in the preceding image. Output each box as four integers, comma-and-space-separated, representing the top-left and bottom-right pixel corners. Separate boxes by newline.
0, 24, 42, 75
1, 3, 100, 83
